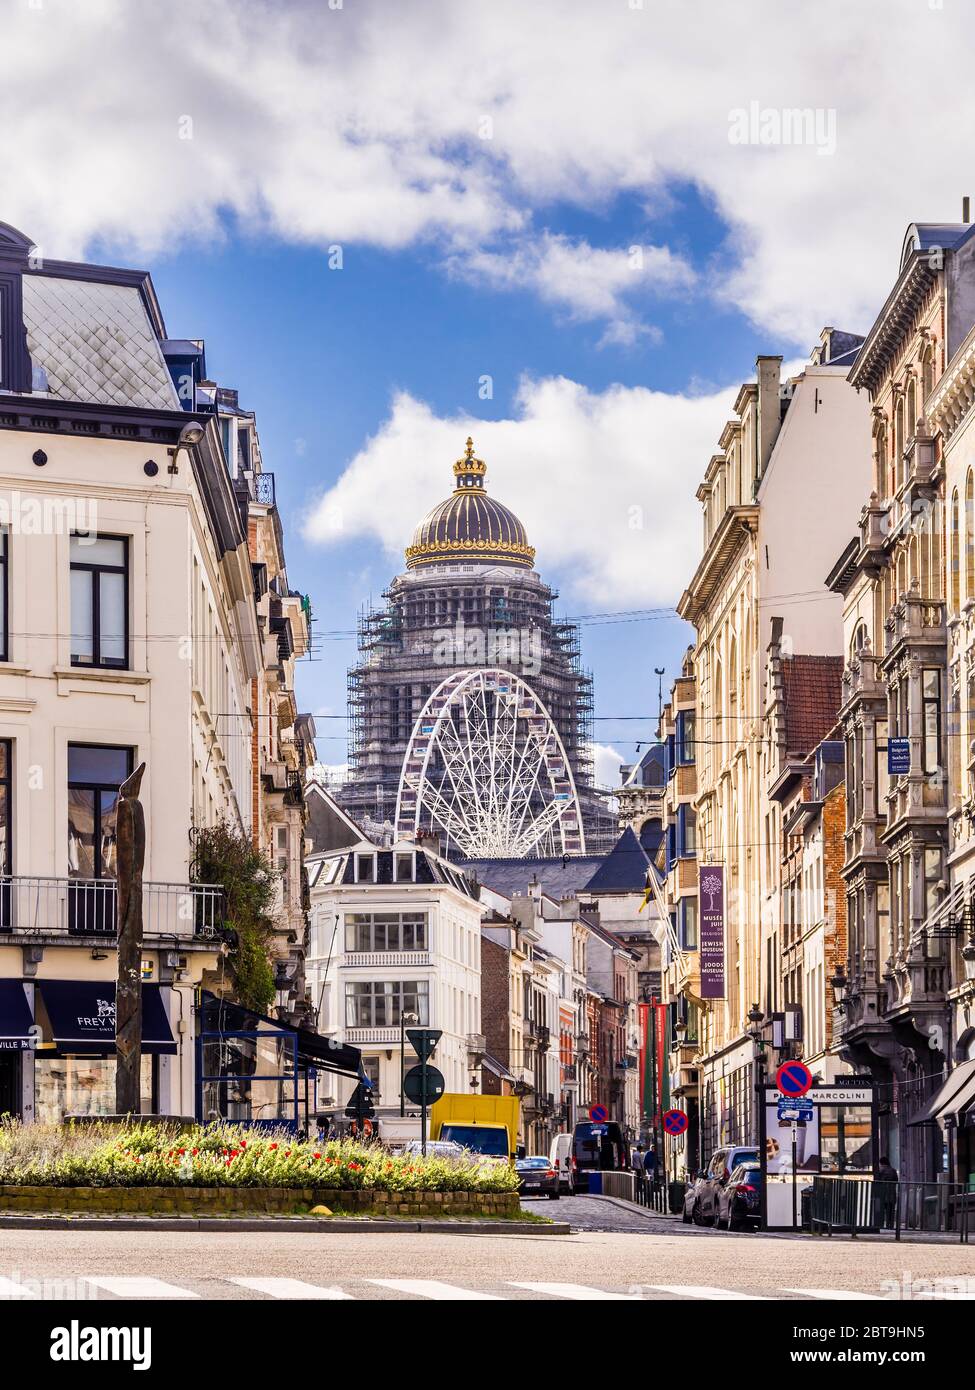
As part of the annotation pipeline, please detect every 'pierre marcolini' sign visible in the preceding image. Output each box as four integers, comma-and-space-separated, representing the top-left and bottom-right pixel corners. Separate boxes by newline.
698, 864, 726, 1000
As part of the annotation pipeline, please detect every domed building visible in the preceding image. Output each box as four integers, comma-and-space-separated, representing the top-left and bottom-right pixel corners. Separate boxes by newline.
338, 439, 616, 856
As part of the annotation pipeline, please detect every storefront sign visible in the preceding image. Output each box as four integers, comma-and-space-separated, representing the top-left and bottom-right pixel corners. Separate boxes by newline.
698, 864, 725, 999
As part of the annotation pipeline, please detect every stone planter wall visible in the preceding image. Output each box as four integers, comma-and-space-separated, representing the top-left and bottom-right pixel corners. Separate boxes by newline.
0, 1185, 520, 1218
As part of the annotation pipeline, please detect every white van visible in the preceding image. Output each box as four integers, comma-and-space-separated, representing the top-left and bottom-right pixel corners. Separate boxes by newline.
549, 1133, 573, 1194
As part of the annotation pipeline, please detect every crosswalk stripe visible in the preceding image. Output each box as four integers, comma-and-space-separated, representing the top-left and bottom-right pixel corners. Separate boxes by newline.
645, 1285, 769, 1300
81, 1277, 200, 1300
368, 1279, 502, 1300
0, 1277, 36, 1299
785, 1289, 882, 1301
228, 1277, 353, 1300
510, 1282, 640, 1300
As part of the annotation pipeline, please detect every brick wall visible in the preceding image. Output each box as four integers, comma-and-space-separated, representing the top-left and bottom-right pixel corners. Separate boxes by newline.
480, 936, 511, 1085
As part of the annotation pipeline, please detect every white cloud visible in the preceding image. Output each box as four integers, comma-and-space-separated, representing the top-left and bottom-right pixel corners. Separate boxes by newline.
590, 743, 626, 794
303, 373, 737, 605
454, 234, 695, 345
5, 0, 973, 343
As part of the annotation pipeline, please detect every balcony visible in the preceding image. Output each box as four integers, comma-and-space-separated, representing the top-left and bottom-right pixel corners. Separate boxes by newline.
0, 877, 224, 940
254, 471, 276, 507
346, 1026, 404, 1045
342, 951, 431, 969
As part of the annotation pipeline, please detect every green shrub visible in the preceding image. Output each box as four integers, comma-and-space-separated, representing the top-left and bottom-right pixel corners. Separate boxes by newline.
0, 1119, 520, 1193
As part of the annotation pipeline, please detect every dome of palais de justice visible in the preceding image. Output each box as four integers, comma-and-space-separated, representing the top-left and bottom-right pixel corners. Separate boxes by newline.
404, 438, 535, 570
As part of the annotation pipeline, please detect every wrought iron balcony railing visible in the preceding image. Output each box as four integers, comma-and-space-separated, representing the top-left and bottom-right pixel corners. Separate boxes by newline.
0, 876, 224, 939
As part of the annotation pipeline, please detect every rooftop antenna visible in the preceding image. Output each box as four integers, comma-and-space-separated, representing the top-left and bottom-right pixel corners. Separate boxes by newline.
654, 667, 665, 725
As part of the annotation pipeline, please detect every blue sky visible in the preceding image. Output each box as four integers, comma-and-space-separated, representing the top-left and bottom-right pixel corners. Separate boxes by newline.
138, 186, 774, 783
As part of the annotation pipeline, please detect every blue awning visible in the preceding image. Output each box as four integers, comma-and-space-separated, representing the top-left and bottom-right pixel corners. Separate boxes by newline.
36, 981, 177, 1055
0, 980, 34, 1051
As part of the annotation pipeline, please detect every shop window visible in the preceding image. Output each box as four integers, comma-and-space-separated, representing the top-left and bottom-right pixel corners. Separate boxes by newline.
34, 1055, 154, 1125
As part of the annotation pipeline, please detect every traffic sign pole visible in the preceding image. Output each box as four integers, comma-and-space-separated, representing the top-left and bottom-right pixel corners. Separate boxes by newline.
792, 1123, 798, 1230
421, 1046, 428, 1156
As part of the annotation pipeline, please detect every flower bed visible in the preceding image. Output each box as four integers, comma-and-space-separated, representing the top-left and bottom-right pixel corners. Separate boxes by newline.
0, 1120, 520, 1196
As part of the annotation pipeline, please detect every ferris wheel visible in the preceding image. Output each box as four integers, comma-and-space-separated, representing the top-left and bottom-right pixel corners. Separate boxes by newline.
395, 668, 586, 859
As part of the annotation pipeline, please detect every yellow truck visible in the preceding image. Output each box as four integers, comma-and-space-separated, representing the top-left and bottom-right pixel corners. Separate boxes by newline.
429, 1093, 520, 1161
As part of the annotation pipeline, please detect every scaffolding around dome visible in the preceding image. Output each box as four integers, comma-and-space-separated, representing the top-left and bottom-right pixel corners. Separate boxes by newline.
338, 441, 617, 855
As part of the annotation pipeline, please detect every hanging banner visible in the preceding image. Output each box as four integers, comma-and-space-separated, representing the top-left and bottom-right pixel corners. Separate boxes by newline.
698, 864, 726, 999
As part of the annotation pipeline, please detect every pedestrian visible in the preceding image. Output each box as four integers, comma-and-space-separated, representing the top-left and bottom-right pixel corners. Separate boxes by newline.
875, 1154, 898, 1229
643, 1144, 659, 1183
631, 1144, 647, 1202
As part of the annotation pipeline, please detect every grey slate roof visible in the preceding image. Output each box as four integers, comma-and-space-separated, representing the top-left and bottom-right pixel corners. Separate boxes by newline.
458, 855, 607, 899
23, 275, 180, 409
582, 826, 650, 893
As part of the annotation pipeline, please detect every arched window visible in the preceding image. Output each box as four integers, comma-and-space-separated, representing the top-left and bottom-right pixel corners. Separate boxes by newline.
922, 343, 935, 402
851, 621, 868, 660
728, 637, 738, 742
873, 422, 887, 497
895, 397, 905, 490
906, 379, 917, 441
967, 470, 975, 600
951, 489, 961, 613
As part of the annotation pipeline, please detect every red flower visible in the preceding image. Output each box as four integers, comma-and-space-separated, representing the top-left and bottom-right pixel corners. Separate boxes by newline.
284, 1150, 291, 1157
178, 1148, 186, 1155
349, 1162, 361, 1171
269, 1143, 278, 1151
192, 1148, 198, 1156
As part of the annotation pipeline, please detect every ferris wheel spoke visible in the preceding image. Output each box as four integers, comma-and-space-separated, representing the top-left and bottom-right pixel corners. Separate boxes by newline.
397, 668, 585, 858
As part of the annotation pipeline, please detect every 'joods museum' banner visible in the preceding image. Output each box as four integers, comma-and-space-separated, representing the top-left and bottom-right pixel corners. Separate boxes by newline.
698, 864, 726, 1000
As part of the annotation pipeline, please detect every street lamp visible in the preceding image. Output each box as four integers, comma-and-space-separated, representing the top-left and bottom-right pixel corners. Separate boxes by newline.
399, 1010, 419, 1117
830, 964, 848, 1009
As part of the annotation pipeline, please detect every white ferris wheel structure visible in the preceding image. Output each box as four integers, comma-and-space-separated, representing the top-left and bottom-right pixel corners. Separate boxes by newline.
394, 668, 586, 859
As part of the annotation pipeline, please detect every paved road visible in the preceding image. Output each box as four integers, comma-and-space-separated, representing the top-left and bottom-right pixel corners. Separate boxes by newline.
2, 1198, 974, 1300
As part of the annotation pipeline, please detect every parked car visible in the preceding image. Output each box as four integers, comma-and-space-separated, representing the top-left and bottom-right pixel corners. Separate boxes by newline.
571, 1121, 627, 1192
516, 1155, 561, 1199
549, 1133, 573, 1194
682, 1175, 706, 1223
685, 1145, 759, 1226
715, 1161, 762, 1230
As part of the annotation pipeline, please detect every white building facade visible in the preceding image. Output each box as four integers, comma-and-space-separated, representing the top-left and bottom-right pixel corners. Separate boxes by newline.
305, 839, 483, 1122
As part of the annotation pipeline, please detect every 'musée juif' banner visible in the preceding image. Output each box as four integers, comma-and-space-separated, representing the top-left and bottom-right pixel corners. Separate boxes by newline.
698, 864, 726, 1000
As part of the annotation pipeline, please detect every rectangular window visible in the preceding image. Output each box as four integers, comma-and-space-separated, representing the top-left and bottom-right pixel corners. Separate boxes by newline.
676, 709, 696, 764
345, 980, 430, 1027
0, 739, 10, 877
680, 897, 698, 951
875, 718, 889, 812
354, 853, 375, 883
67, 744, 132, 880
70, 535, 128, 669
922, 668, 942, 774
344, 912, 427, 952
0, 526, 7, 662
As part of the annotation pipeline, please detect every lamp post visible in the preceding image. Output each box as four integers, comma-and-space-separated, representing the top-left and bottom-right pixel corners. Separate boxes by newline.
399, 1010, 419, 1117
746, 1002, 765, 1146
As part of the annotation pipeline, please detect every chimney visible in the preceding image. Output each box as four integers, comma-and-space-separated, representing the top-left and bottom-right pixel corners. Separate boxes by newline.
964, 196, 971, 224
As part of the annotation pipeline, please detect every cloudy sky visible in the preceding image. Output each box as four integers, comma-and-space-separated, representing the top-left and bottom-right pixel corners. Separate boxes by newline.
4, 0, 970, 782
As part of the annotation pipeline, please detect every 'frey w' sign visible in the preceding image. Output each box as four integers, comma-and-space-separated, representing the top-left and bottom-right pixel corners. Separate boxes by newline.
698, 864, 726, 1000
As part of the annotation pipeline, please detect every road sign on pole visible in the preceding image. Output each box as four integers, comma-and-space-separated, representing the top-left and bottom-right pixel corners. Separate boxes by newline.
406, 1028, 442, 1062
662, 1109, 688, 1136
589, 1103, 609, 1124
403, 1064, 445, 1107
776, 1060, 813, 1098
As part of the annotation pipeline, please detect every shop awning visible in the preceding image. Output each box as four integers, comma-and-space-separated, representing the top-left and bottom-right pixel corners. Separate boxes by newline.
907, 1060, 975, 1126
0, 980, 34, 1050
36, 981, 177, 1056
295, 1027, 367, 1083
199, 992, 365, 1082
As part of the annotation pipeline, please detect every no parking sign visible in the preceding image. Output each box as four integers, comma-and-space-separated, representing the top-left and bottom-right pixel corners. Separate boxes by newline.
662, 1109, 688, 1136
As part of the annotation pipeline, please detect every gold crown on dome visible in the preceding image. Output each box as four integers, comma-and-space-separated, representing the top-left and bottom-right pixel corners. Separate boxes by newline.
453, 436, 487, 478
